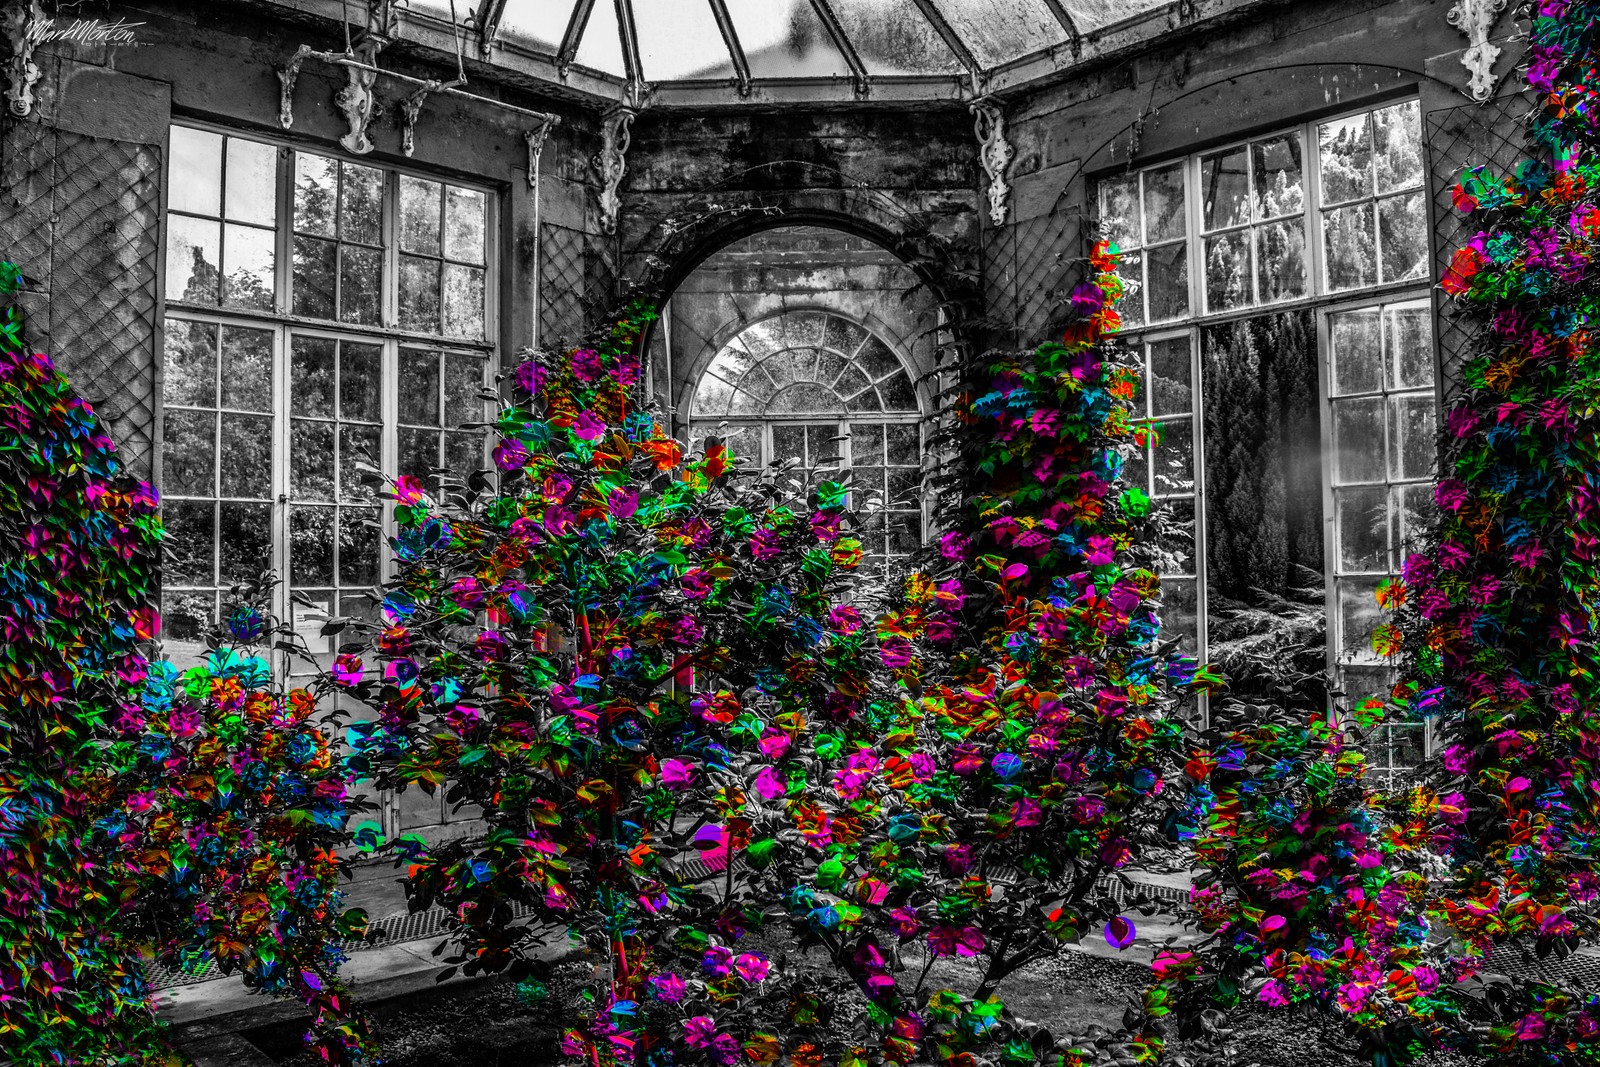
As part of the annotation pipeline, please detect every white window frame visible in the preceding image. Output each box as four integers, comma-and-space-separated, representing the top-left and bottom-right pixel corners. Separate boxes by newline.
1097, 94, 1434, 732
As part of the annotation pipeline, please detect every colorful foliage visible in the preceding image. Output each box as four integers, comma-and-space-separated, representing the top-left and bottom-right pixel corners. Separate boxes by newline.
0, 269, 374, 1064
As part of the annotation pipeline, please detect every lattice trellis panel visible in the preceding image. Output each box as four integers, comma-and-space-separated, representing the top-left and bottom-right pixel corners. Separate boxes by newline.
983, 207, 1085, 349
1426, 92, 1533, 403
539, 221, 585, 347
0, 121, 160, 477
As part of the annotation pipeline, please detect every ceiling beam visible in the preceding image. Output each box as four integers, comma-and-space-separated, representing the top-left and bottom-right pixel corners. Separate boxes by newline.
905, 0, 981, 83
806, 0, 869, 96
473, 0, 509, 56
705, 0, 751, 96
557, 0, 597, 73
1037, 0, 1081, 43
614, 0, 644, 97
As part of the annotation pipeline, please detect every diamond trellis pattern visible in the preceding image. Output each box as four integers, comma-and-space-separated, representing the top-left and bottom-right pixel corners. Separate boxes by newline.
0, 122, 160, 477
1426, 93, 1533, 404
540, 221, 585, 346
983, 207, 1086, 349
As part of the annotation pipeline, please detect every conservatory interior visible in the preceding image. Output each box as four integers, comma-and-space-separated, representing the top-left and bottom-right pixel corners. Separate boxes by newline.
0, 0, 1572, 1062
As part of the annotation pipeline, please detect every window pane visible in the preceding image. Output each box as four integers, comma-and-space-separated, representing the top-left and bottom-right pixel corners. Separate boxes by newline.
400, 255, 443, 334
444, 186, 487, 263
1252, 134, 1304, 219
1319, 113, 1373, 204
706, 344, 761, 386
1142, 163, 1187, 244
291, 336, 336, 416
1324, 203, 1377, 292
1109, 249, 1144, 328
878, 372, 916, 412
219, 326, 273, 412
1153, 418, 1193, 495
1158, 496, 1195, 575
1147, 336, 1191, 416
1200, 147, 1248, 231
340, 162, 383, 245
787, 311, 826, 348
339, 508, 380, 586
224, 137, 277, 226
444, 431, 481, 480
169, 126, 223, 216
167, 214, 220, 304
221, 224, 274, 310
856, 336, 902, 381
1098, 173, 1140, 249
219, 501, 270, 582
442, 263, 485, 339
1385, 304, 1434, 389
290, 505, 335, 585
772, 423, 809, 467
772, 381, 839, 415
835, 363, 870, 402
1255, 220, 1306, 304
294, 153, 338, 237
400, 175, 443, 255
1333, 398, 1386, 484
1146, 242, 1189, 321
1389, 394, 1436, 480
399, 426, 438, 482
1378, 192, 1427, 283
1124, 438, 1150, 494
1337, 486, 1388, 572
823, 315, 868, 356
1203, 231, 1249, 312
1330, 307, 1382, 395
162, 591, 217, 664
340, 424, 381, 503
219, 414, 272, 497
1160, 577, 1198, 654
340, 343, 383, 423
162, 499, 215, 585
163, 319, 217, 407
1338, 576, 1384, 662
444, 353, 484, 425
291, 419, 335, 501
399, 348, 441, 425
162, 408, 215, 496
887, 466, 920, 508
1373, 100, 1423, 194
693, 373, 738, 417
847, 386, 883, 413
888, 512, 921, 555
1394, 482, 1436, 558
292, 235, 337, 319
886, 424, 918, 466
1341, 664, 1392, 705
339, 246, 383, 325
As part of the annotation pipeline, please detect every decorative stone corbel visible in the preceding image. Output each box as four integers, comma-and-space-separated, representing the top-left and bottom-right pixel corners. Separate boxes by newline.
2, 0, 45, 119
526, 115, 557, 193
971, 98, 1015, 229
592, 106, 634, 237
335, 34, 386, 155
1448, 0, 1508, 102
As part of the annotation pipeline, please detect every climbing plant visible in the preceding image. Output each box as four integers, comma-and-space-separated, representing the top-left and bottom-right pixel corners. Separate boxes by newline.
0, 265, 375, 1065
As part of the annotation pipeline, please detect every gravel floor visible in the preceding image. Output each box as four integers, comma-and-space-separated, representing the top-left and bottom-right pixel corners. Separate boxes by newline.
246, 947, 1479, 1067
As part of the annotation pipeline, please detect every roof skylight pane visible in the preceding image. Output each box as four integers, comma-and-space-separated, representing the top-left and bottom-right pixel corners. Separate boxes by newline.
831, 0, 963, 75
940, 0, 1067, 67
1062, 0, 1171, 33
495, 0, 576, 52
572, 0, 626, 77
633, 0, 739, 81
720, 0, 852, 80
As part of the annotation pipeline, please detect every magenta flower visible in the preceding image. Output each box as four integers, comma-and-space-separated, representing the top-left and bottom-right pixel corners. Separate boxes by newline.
753, 766, 786, 800
750, 528, 782, 560
492, 438, 528, 471
514, 358, 545, 397
569, 347, 602, 382
331, 653, 363, 686
659, 758, 696, 791
939, 530, 970, 561
394, 474, 427, 505
927, 924, 985, 958
682, 1016, 716, 1049
573, 410, 605, 442
734, 952, 770, 983
680, 569, 714, 599
649, 973, 686, 1002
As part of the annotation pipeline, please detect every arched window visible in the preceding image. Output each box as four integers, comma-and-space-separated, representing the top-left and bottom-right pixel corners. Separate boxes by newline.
688, 309, 923, 571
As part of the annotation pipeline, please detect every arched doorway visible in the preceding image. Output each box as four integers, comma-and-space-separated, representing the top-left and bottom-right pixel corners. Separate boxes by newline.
651, 224, 938, 573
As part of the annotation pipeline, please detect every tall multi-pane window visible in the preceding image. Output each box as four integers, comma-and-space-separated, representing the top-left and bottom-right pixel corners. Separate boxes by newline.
1325, 298, 1436, 777
160, 123, 494, 676
1123, 334, 1203, 657
1093, 97, 1432, 734
687, 309, 924, 573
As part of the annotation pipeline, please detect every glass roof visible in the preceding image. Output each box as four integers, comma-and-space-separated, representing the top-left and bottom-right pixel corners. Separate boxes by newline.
407, 0, 1174, 86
